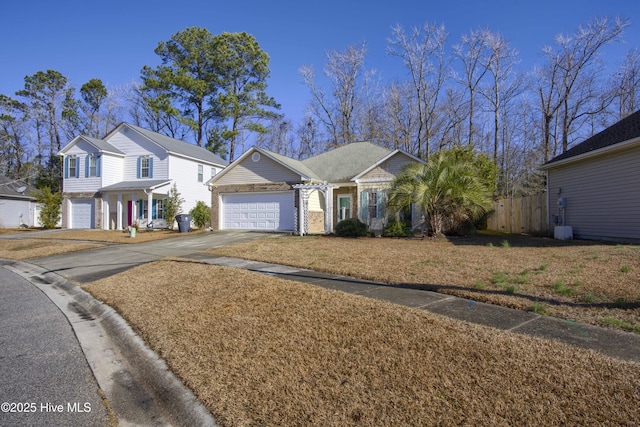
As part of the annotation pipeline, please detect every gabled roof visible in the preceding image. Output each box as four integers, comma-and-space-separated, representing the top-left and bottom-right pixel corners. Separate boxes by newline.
207, 141, 419, 187
116, 123, 228, 167
542, 110, 640, 168
261, 148, 322, 181
0, 177, 37, 200
59, 135, 124, 156
351, 149, 425, 181
301, 142, 393, 182
207, 146, 318, 186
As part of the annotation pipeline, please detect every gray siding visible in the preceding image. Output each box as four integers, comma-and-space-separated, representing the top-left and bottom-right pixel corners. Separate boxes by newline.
547, 145, 640, 242
358, 153, 415, 182
215, 154, 301, 185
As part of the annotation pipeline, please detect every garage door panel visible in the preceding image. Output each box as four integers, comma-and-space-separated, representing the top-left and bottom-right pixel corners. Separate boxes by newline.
222, 192, 294, 231
71, 199, 94, 229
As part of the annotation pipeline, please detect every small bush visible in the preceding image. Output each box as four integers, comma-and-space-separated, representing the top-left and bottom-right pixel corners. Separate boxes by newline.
190, 201, 211, 228
335, 218, 369, 238
383, 220, 411, 237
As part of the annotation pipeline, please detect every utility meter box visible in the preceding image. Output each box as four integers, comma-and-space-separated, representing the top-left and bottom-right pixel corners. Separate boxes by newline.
557, 197, 566, 208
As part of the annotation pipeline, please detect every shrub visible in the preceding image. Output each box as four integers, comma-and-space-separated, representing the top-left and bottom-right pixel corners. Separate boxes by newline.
35, 187, 61, 229
164, 183, 184, 229
335, 218, 369, 237
190, 201, 211, 228
383, 220, 411, 237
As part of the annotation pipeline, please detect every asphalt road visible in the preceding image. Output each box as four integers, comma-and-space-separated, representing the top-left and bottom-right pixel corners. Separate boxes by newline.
1, 230, 273, 426
0, 267, 110, 426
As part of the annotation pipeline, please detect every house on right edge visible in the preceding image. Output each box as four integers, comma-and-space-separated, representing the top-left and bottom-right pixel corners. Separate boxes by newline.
539, 110, 640, 243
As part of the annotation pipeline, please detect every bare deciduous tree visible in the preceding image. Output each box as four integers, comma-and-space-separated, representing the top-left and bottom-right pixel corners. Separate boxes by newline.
300, 43, 367, 147
535, 15, 629, 160
388, 22, 450, 159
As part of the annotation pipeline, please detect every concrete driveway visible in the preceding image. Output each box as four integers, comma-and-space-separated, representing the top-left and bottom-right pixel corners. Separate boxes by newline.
29, 231, 273, 284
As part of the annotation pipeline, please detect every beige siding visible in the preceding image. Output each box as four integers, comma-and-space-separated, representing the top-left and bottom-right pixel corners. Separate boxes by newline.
547, 145, 640, 242
359, 153, 414, 182
214, 154, 301, 185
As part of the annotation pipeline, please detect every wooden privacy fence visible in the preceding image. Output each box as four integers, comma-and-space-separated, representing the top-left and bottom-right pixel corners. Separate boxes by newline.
486, 194, 548, 235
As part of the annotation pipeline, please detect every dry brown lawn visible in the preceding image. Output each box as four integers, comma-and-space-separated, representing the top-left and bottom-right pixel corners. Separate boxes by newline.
209, 233, 640, 333
0, 229, 196, 259
29, 229, 197, 244
84, 260, 640, 426
0, 239, 103, 260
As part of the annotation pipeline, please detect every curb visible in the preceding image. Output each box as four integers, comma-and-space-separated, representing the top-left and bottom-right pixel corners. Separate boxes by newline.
2, 259, 218, 427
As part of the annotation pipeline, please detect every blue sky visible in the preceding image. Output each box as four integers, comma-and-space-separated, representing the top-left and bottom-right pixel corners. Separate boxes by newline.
2, 0, 639, 128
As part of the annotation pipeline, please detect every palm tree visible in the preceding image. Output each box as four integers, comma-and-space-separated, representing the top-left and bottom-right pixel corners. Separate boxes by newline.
388, 150, 494, 237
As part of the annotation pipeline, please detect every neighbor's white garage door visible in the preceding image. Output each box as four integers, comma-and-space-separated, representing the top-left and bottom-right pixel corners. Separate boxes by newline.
221, 192, 294, 231
71, 199, 94, 229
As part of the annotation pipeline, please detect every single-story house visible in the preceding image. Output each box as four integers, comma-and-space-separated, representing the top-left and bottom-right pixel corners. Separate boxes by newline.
59, 123, 228, 229
0, 177, 39, 228
539, 109, 640, 243
207, 142, 424, 235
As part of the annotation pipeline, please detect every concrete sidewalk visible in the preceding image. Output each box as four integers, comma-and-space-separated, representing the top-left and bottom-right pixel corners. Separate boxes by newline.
190, 254, 640, 364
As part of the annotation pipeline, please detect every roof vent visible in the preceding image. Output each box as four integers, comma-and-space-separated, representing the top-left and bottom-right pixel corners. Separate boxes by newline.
252, 152, 261, 162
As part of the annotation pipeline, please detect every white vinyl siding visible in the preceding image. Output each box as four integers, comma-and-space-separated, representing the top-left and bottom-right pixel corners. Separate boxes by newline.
0, 199, 38, 227
106, 129, 168, 181
547, 145, 640, 241
167, 155, 213, 215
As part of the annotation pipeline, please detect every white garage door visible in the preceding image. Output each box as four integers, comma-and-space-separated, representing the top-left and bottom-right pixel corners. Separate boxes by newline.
221, 192, 294, 231
71, 199, 94, 229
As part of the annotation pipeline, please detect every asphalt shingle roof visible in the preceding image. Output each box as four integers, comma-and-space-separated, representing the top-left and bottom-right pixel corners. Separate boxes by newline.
544, 110, 640, 166
81, 136, 125, 155
0, 177, 37, 200
123, 123, 228, 167
301, 142, 393, 182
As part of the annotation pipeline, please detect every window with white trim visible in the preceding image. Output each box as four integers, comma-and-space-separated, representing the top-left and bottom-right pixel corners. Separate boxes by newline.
68, 156, 77, 178
140, 157, 150, 178
198, 164, 203, 182
89, 155, 97, 177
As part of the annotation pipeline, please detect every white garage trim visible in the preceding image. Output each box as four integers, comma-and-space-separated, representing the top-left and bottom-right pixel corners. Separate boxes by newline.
220, 191, 294, 231
70, 198, 95, 229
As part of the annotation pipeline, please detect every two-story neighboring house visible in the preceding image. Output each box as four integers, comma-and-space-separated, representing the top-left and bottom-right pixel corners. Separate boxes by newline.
59, 123, 227, 230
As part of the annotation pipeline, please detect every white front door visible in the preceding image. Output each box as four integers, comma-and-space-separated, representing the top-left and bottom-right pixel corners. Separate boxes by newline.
221, 192, 294, 231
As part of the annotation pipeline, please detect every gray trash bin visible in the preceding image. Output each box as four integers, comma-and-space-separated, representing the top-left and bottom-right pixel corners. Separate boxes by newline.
175, 214, 191, 233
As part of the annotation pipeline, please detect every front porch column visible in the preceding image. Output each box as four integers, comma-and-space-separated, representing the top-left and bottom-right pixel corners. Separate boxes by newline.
324, 186, 334, 234
131, 193, 137, 224
147, 191, 153, 226
116, 194, 123, 230
102, 195, 110, 230
298, 188, 305, 236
